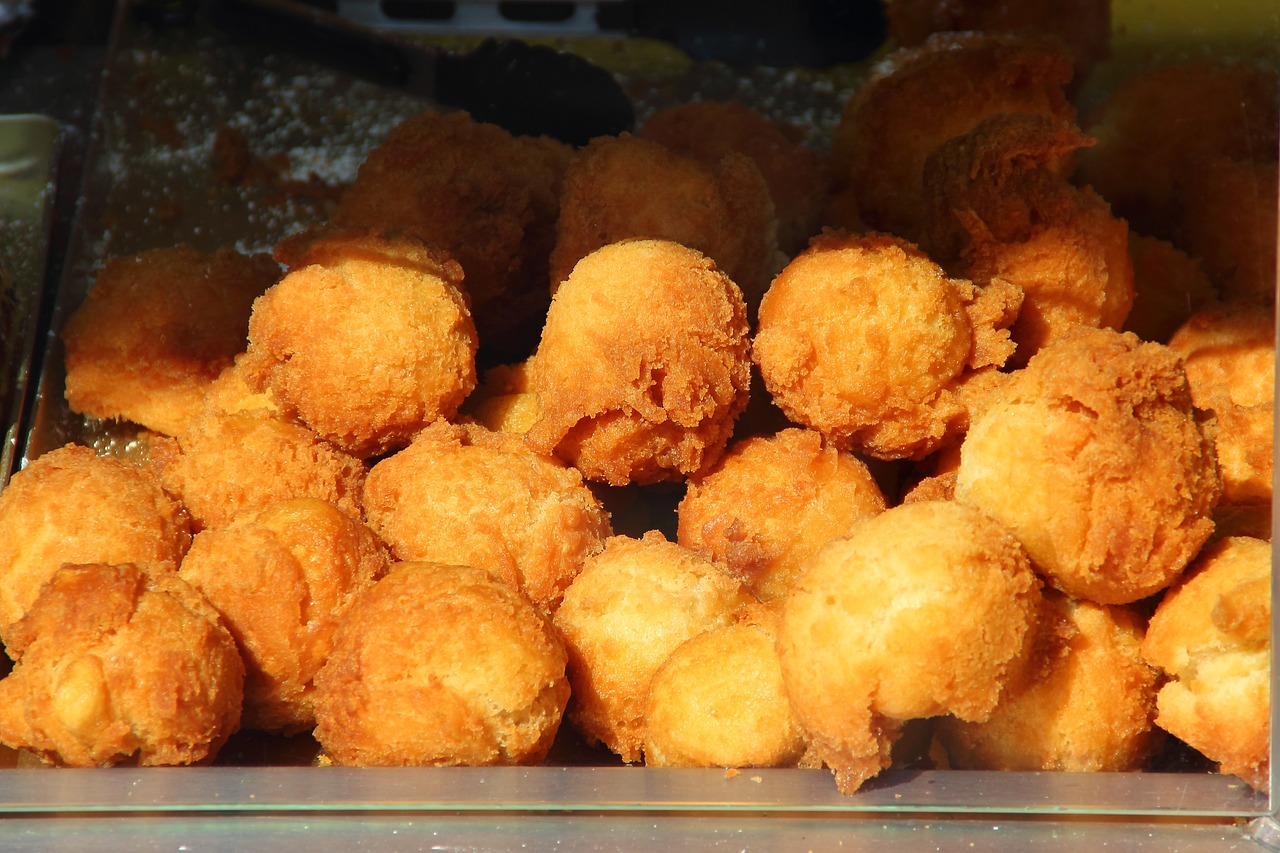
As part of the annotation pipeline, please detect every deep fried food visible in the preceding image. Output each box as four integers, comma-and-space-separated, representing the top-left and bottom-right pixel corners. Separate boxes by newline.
552, 531, 760, 763
676, 427, 887, 603
643, 614, 813, 768
313, 561, 569, 766
923, 112, 1134, 361
1124, 233, 1218, 344
0, 444, 191, 644
238, 228, 477, 458
752, 230, 1022, 460
1167, 300, 1275, 506
548, 134, 779, 305
936, 591, 1162, 772
777, 500, 1042, 793
954, 327, 1221, 604
330, 110, 572, 363
639, 100, 827, 256
1142, 536, 1271, 792
158, 410, 366, 531
61, 245, 279, 437
177, 498, 391, 734
526, 239, 752, 486
829, 32, 1075, 244
458, 358, 541, 435
362, 420, 611, 614
0, 563, 243, 766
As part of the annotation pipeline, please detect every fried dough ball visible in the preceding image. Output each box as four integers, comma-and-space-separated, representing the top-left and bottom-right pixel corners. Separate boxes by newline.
643, 614, 812, 768
459, 358, 541, 435
361, 420, 611, 614
199, 353, 285, 420
549, 135, 779, 305
1124, 233, 1218, 345
0, 563, 243, 766
527, 239, 752, 486
1142, 536, 1271, 792
954, 327, 1221, 604
238, 229, 477, 458
923, 113, 1135, 361
552, 532, 760, 763
1075, 60, 1279, 242
330, 110, 572, 362
639, 100, 827, 256
159, 410, 366, 531
0, 444, 191, 643
177, 498, 391, 734
936, 592, 1162, 772
61, 245, 279, 437
1168, 300, 1275, 507
752, 231, 1022, 460
830, 32, 1076, 244
676, 427, 887, 603
778, 500, 1042, 793
313, 561, 570, 766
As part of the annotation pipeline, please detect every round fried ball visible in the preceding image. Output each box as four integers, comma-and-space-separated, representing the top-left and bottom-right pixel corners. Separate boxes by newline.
362, 420, 611, 614
0, 444, 191, 643
0, 563, 243, 766
313, 561, 570, 766
178, 498, 391, 734
527, 239, 752, 486
677, 427, 887, 603
954, 326, 1221, 604
552, 532, 760, 763
240, 229, 477, 458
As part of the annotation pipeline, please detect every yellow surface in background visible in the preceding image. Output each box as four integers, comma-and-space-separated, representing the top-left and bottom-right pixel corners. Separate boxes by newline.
1112, 0, 1280, 52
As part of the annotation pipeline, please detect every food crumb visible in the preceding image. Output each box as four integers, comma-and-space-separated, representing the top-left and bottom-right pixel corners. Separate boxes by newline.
724, 767, 739, 779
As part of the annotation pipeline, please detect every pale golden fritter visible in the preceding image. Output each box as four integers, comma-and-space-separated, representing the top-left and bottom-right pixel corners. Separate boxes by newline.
527, 239, 752, 486
1168, 300, 1275, 507
549, 135, 779, 306
158, 410, 366, 531
954, 327, 1221, 604
0, 563, 243, 766
361, 420, 611, 615
0, 444, 191, 644
61, 245, 279, 437
936, 591, 1162, 772
830, 32, 1076, 244
777, 500, 1041, 793
1124, 233, 1218, 345
458, 358, 541, 435
552, 532, 760, 763
313, 561, 570, 767
330, 110, 572, 362
238, 228, 477, 459
177, 498, 391, 734
676, 427, 887, 603
752, 230, 1022, 460
1142, 536, 1271, 792
639, 100, 827, 256
923, 112, 1134, 361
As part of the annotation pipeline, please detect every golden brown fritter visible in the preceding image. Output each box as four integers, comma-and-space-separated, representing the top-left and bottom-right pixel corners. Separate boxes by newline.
527, 239, 752, 486
936, 591, 1162, 772
552, 532, 760, 763
0, 563, 243, 766
752, 230, 1022, 460
954, 326, 1221, 604
676, 427, 887, 603
158, 410, 366, 531
330, 110, 572, 363
1124, 233, 1219, 345
238, 228, 477, 458
177, 498, 391, 734
639, 100, 828, 256
830, 32, 1076, 244
777, 500, 1042, 793
923, 112, 1134, 361
1142, 536, 1271, 792
0, 444, 191, 644
549, 134, 780, 306
361, 420, 611, 615
61, 245, 279, 437
458, 358, 541, 435
312, 561, 570, 766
